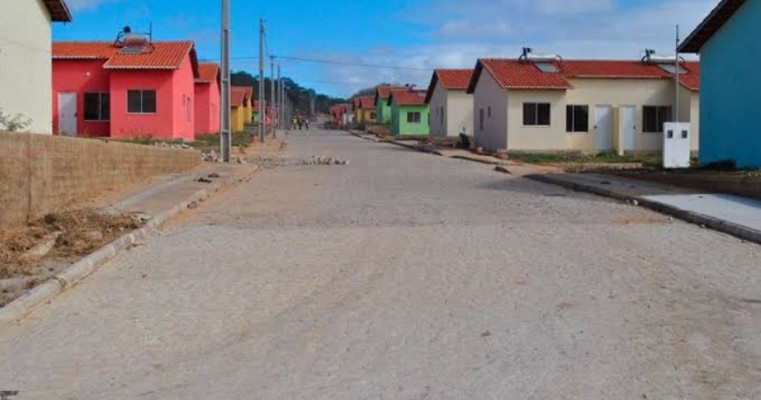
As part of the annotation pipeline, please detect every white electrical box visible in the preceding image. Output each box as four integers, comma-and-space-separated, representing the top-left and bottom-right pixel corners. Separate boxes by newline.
663, 122, 691, 169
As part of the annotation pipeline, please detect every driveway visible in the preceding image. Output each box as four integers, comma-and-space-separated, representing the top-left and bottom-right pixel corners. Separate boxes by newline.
1, 130, 759, 399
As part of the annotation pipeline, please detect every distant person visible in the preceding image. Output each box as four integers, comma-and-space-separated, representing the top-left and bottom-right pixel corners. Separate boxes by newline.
305, 119, 310, 130
297, 117, 304, 130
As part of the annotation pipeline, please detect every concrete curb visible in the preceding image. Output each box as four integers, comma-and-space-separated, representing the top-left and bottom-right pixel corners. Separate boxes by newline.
0, 166, 259, 330
526, 173, 761, 245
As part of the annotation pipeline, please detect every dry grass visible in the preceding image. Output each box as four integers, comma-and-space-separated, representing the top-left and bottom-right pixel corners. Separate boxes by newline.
0, 209, 140, 279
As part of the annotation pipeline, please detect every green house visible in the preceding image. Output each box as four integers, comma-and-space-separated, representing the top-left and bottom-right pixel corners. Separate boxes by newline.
388, 90, 429, 137
374, 85, 406, 124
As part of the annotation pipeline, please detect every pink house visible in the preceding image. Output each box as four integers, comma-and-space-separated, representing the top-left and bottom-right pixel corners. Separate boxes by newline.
194, 62, 220, 135
52, 35, 200, 140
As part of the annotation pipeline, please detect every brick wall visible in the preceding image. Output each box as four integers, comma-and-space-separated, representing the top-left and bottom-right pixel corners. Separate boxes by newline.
0, 133, 201, 226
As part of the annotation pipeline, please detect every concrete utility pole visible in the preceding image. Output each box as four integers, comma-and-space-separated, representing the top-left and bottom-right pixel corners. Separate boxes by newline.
675, 24, 680, 123
258, 18, 265, 143
270, 55, 276, 136
278, 64, 283, 130
219, 0, 231, 162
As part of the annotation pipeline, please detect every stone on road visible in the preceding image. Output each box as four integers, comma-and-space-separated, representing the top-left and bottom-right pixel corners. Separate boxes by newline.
1, 130, 759, 399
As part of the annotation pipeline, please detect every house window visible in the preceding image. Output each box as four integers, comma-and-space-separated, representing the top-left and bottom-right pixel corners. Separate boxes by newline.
127, 90, 157, 114
566, 105, 589, 132
84, 92, 110, 121
479, 108, 484, 130
407, 111, 421, 123
523, 103, 551, 126
370, 111, 376, 120
643, 106, 672, 133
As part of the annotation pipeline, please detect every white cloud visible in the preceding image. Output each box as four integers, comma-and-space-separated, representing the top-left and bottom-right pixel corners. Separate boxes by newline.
323, 0, 716, 97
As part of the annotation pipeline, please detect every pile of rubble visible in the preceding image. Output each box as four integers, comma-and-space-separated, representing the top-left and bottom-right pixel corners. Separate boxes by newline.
154, 142, 191, 149
201, 150, 247, 164
295, 156, 350, 166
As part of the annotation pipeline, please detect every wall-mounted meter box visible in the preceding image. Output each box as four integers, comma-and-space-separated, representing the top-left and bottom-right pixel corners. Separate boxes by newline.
663, 122, 691, 169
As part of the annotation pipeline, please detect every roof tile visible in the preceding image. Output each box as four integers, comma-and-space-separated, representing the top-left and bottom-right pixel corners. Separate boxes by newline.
53, 41, 195, 70
196, 62, 219, 83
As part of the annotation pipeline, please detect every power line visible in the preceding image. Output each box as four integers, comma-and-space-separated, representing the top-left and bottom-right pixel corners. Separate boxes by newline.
199, 54, 431, 72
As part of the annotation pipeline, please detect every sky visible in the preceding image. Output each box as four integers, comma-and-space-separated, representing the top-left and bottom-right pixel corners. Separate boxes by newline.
54, 0, 718, 98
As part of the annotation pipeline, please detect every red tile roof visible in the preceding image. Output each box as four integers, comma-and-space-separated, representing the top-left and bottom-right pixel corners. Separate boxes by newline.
357, 96, 375, 109
436, 69, 474, 89
425, 68, 474, 103
679, 61, 701, 91
389, 90, 426, 106
196, 62, 219, 83
44, 0, 72, 22
467, 58, 700, 93
53, 41, 197, 72
231, 86, 252, 107
376, 85, 407, 100
679, 0, 746, 53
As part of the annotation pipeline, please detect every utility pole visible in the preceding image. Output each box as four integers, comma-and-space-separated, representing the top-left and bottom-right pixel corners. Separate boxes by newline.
674, 24, 680, 123
258, 18, 265, 143
219, 0, 231, 162
277, 63, 282, 130
270, 55, 276, 136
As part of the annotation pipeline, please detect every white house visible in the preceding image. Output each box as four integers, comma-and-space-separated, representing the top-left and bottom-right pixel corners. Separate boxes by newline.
0, 0, 71, 133
425, 68, 474, 138
466, 52, 700, 154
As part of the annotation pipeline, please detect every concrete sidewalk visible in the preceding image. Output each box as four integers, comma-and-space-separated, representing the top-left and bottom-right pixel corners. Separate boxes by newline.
528, 172, 761, 244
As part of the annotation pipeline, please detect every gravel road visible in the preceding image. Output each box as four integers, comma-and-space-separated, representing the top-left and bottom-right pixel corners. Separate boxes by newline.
1, 130, 759, 399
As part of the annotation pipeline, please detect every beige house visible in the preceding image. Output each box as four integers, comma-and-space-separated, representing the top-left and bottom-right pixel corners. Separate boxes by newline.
425, 69, 474, 138
466, 57, 700, 154
0, 0, 71, 134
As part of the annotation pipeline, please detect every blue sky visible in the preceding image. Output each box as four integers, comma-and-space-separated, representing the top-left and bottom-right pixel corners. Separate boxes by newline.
54, 0, 717, 98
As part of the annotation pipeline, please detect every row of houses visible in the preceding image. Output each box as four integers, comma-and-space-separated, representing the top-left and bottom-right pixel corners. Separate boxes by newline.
1, 0, 267, 140
340, 0, 759, 167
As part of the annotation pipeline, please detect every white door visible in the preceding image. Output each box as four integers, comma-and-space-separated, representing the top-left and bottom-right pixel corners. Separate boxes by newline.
58, 92, 77, 136
595, 105, 612, 151
621, 105, 636, 151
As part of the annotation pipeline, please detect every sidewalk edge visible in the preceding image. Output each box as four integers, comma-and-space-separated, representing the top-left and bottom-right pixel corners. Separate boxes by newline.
0, 165, 259, 330
526, 173, 761, 245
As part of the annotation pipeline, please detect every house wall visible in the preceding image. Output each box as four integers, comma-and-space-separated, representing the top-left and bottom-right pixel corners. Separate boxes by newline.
0, 0, 54, 134
391, 104, 429, 136
231, 106, 245, 133
500, 78, 699, 153
473, 71, 508, 151
52, 60, 112, 137
170, 55, 196, 140
429, 82, 448, 138
109, 69, 175, 139
448, 90, 474, 137
362, 109, 376, 124
699, 0, 761, 167
507, 90, 567, 151
377, 98, 392, 124
194, 83, 216, 134
677, 85, 700, 151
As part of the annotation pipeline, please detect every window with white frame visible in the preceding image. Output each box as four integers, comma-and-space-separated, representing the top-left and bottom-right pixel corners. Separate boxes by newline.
523, 103, 551, 126
407, 111, 421, 123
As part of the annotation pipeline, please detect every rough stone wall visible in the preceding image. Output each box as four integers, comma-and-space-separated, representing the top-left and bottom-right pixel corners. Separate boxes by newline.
0, 133, 201, 226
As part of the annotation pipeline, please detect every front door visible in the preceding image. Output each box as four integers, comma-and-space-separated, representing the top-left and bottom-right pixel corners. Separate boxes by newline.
58, 92, 77, 136
595, 105, 612, 151
621, 105, 636, 151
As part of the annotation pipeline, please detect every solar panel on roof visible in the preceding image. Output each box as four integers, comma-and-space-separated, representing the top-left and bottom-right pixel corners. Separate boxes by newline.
535, 62, 559, 73
119, 45, 144, 55
657, 64, 687, 74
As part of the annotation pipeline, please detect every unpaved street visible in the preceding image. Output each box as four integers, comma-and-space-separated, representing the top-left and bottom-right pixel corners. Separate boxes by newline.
1, 130, 760, 399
